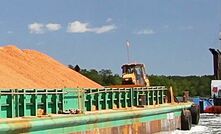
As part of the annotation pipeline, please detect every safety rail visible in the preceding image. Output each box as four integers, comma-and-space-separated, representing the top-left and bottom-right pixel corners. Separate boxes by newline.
0, 89, 65, 118
84, 86, 167, 111
0, 87, 168, 118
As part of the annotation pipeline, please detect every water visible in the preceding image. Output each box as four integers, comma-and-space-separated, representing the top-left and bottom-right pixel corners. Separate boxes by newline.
172, 113, 221, 134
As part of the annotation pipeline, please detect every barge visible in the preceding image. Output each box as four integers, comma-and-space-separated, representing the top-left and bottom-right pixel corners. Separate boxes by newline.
0, 87, 198, 133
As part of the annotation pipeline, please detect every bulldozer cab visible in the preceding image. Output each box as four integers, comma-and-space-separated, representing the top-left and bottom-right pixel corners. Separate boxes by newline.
121, 63, 149, 86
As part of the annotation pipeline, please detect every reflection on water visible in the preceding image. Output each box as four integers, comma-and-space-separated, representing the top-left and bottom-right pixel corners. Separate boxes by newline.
172, 113, 221, 134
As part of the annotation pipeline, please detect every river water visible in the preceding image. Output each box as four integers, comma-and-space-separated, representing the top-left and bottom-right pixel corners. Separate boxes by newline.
172, 113, 221, 134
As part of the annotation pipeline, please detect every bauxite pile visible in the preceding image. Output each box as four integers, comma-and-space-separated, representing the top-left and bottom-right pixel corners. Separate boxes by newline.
0, 45, 102, 88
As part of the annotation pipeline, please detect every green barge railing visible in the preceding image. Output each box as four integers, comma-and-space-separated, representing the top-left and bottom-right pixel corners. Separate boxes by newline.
0, 86, 195, 133
0, 86, 167, 118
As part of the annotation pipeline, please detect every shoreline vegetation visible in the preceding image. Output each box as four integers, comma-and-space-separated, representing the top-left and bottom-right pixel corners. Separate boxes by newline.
68, 65, 212, 97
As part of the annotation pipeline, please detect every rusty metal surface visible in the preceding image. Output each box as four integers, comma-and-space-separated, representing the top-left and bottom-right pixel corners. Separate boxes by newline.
151, 120, 161, 133
0, 102, 191, 134
4, 118, 31, 134
0, 116, 181, 134
71, 117, 181, 134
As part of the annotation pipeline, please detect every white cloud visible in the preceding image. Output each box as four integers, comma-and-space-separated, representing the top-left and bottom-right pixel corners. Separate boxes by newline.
163, 25, 169, 29
7, 31, 14, 34
106, 18, 113, 23
91, 25, 116, 34
46, 23, 61, 31
29, 21, 116, 34
136, 29, 156, 35
67, 21, 116, 34
28, 22, 44, 34
28, 22, 62, 34
67, 21, 90, 33
180, 26, 193, 30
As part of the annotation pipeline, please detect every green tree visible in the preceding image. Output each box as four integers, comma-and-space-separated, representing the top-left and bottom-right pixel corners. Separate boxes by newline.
68, 65, 212, 97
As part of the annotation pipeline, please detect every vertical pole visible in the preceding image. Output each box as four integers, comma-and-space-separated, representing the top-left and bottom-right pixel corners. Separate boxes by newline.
11, 89, 15, 118
98, 89, 101, 110
112, 89, 114, 109
80, 89, 85, 113
123, 89, 126, 108
15, 89, 19, 117
23, 89, 26, 116
60, 89, 64, 113
156, 90, 159, 105
118, 89, 121, 108
55, 89, 58, 114
124, 89, 127, 108
105, 89, 108, 110
130, 88, 133, 107
170, 87, 175, 104
89, 89, 92, 111
152, 90, 154, 105
147, 90, 149, 106
34, 89, 37, 116
126, 41, 130, 63
92, 89, 96, 111
77, 88, 81, 111
160, 90, 163, 104
44, 89, 48, 115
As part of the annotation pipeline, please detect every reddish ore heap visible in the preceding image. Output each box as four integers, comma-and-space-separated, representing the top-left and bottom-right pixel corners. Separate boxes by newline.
0, 45, 102, 88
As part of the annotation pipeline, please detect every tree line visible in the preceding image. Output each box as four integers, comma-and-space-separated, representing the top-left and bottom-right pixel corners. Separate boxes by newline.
68, 65, 213, 97
148, 75, 212, 97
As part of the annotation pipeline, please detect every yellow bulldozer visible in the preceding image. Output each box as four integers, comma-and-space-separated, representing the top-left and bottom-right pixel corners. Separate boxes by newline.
121, 63, 150, 87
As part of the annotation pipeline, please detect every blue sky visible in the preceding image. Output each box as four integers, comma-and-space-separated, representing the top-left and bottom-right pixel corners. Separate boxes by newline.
0, 0, 221, 75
